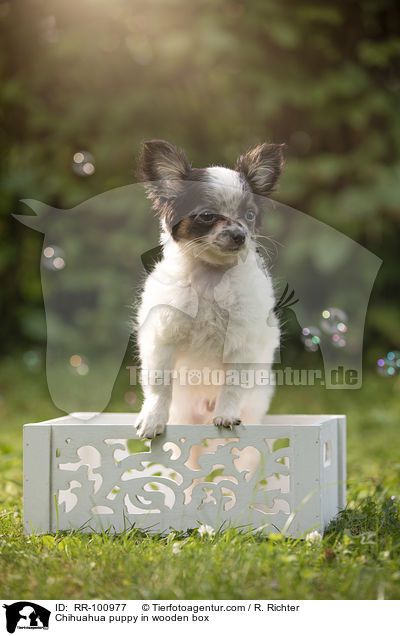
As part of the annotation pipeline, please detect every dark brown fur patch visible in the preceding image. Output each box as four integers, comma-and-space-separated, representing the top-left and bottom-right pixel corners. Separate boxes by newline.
173, 216, 195, 240
173, 214, 224, 241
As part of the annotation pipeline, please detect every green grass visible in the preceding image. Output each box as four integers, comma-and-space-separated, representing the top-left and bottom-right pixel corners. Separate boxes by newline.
0, 354, 399, 600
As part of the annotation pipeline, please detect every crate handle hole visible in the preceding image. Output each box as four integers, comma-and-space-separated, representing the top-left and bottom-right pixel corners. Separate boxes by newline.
323, 441, 332, 467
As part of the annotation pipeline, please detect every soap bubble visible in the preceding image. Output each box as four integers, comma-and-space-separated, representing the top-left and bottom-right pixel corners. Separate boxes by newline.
125, 391, 137, 406
72, 151, 95, 177
23, 350, 42, 371
320, 307, 348, 349
320, 307, 348, 335
377, 351, 400, 377
69, 354, 89, 376
332, 333, 347, 348
41, 245, 65, 270
301, 326, 321, 352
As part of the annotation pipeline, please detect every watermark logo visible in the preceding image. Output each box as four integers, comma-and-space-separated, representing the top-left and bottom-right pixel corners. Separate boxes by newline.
127, 365, 358, 388
3, 602, 50, 633
13, 181, 381, 412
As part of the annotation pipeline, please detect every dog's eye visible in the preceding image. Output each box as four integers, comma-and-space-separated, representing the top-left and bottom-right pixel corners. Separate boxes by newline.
245, 209, 256, 222
197, 211, 217, 224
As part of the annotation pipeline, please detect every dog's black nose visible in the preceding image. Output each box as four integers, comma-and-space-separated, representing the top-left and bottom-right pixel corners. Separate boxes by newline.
230, 229, 246, 246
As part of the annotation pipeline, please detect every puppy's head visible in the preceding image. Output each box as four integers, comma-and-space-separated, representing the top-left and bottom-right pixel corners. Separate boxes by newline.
138, 139, 284, 266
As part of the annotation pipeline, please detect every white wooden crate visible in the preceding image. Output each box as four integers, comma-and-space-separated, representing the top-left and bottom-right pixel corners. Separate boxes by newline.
23, 414, 346, 537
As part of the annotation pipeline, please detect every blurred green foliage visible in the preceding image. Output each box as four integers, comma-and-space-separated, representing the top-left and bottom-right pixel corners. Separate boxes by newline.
0, 0, 399, 354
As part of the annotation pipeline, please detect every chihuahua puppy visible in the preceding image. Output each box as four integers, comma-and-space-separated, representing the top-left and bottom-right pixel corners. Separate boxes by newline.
135, 140, 283, 439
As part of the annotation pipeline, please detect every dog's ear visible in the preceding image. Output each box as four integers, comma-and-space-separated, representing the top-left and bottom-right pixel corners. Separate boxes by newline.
236, 143, 285, 196
138, 140, 191, 206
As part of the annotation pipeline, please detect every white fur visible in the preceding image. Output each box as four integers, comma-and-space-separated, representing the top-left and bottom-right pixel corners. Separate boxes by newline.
205, 167, 246, 211
135, 229, 280, 438
206, 166, 244, 191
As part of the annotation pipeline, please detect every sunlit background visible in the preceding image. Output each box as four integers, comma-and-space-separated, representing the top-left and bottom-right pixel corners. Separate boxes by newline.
1, 0, 400, 407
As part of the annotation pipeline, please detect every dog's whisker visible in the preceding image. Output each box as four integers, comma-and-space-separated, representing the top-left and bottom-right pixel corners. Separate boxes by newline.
253, 233, 283, 247
254, 241, 274, 262
253, 233, 283, 258
254, 238, 279, 260
179, 237, 206, 255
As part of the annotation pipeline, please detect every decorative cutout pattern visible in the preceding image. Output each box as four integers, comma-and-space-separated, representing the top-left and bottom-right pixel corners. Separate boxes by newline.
23, 415, 346, 536
54, 432, 291, 533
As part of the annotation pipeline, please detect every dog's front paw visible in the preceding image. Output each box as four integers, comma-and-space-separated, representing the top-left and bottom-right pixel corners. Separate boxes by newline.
135, 409, 167, 439
213, 416, 241, 430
